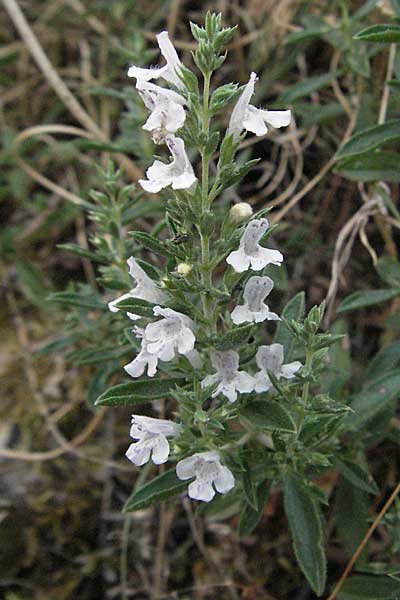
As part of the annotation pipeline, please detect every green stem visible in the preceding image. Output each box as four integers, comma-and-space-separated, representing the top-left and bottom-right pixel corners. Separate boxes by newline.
199, 71, 215, 329
295, 344, 313, 437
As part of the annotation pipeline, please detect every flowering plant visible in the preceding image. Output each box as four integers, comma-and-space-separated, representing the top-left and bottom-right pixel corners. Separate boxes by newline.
53, 13, 389, 597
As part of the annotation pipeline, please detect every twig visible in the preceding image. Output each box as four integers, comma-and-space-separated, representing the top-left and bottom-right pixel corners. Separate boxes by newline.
326, 482, 400, 600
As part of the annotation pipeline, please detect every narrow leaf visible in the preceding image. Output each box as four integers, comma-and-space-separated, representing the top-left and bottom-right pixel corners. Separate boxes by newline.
238, 480, 271, 538
347, 370, 400, 426
241, 400, 296, 433
354, 23, 400, 43
335, 151, 400, 182
95, 378, 184, 407
124, 469, 187, 512
283, 475, 326, 596
338, 288, 400, 312
337, 574, 400, 599
335, 121, 400, 160
335, 458, 379, 495
48, 291, 105, 309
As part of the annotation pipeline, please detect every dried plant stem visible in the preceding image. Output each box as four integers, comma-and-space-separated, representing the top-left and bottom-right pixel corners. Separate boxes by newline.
326, 481, 400, 600
2, 0, 142, 181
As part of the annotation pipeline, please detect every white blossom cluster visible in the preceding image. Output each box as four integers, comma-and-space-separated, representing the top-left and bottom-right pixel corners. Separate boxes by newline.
108, 33, 299, 503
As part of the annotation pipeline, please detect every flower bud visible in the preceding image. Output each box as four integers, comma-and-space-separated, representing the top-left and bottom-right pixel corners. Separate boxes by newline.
177, 262, 193, 276
229, 202, 253, 223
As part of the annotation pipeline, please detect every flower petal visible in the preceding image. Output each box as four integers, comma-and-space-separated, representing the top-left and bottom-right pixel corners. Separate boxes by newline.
176, 455, 198, 480
126, 441, 152, 466
214, 465, 235, 494
151, 434, 170, 465
226, 248, 250, 273
188, 479, 216, 502
281, 361, 302, 379
235, 371, 255, 394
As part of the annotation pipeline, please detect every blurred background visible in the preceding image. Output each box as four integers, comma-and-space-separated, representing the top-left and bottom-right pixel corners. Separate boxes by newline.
1, 1, 400, 598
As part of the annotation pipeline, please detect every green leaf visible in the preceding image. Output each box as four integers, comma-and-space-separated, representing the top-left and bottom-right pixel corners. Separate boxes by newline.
337, 575, 400, 599
283, 475, 326, 596
274, 292, 305, 359
335, 151, 400, 182
95, 378, 184, 407
48, 291, 105, 309
337, 288, 400, 312
279, 73, 336, 103
113, 297, 155, 318
123, 469, 187, 512
241, 466, 259, 510
376, 255, 400, 287
130, 231, 173, 257
335, 121, 400, 160
241, 400, 296, 433
354, 23, 400, 43
366, 340, 400, 381
347, 370, 400, 426
335, 458, 379, 495
57, 243, 106, 263
212, 323, 256, 350
238, 480, 271, 538
15, 258, 50, 307
335, 477, 369, 563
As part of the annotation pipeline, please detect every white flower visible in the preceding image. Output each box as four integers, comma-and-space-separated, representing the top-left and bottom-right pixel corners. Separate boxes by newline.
226, 218, 283, 273
229, 202, 253, 223
176, 451, 235, 502
108, 257, 167, 321
124, 326, 159, 378
231, 276, 280, 325
228, 72, 291, 138
136, 79, 186, 138
254, 343, 302, 393
139, 135, 197, 193
126, 415, 179, 466
201, 350, 254, 403
124, 306, 197, 378
127, 31, 184, 89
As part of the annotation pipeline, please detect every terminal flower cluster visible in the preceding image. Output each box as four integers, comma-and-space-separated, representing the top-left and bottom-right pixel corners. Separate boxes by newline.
109, 29, 296, 503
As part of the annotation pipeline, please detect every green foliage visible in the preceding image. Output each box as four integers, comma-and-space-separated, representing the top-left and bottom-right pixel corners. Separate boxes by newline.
124, 469, 187, 512
283, 475, 327, 596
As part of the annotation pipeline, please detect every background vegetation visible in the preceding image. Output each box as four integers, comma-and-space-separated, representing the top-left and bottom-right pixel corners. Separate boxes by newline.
1, 0, 399, 598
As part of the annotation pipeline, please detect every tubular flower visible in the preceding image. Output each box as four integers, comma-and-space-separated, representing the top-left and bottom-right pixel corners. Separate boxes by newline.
176, 451, 235, 502
136, 79, 186, 139
124, 307, 197, 378
228, 72, 291, 138
139, 135, 197, 193
127, 31, 184, 89
231, 276, 280, 325
108, 257, 167, 321
126, 415, 180, 466
254, 343, 302, 393
226, 218, 283, 273
201, 350, 254, 403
